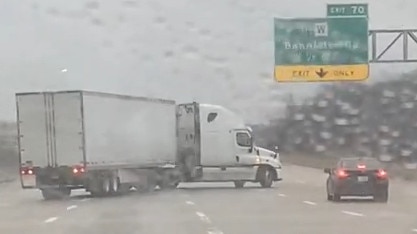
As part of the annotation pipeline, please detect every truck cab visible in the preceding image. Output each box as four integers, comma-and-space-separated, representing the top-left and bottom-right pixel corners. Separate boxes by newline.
175, 102, 282, 188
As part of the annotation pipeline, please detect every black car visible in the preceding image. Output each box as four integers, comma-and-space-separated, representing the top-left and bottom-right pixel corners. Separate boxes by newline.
324, 157, 389, 202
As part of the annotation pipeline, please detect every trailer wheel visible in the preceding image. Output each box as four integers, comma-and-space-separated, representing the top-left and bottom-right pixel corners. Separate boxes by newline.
90, 176, 111, 197
234, 181, 245, 188
110, 176, 121, 195
102, 177, 111, 196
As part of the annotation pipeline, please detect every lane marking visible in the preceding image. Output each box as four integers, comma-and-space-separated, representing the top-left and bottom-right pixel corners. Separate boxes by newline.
278, 193, 286, 197
341, 210, 364, 217
44, 217, 58, 223
186, 201, 195, 205
80, 198, 90, 202
303, 201, 317, 206
208, 228, 224, 234
196, 211, 211, 223
411, 229, 417, 232
66, 205, 77, 210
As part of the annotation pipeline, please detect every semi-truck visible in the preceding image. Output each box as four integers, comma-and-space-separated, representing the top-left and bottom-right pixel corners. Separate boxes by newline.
16, 90, 282, 200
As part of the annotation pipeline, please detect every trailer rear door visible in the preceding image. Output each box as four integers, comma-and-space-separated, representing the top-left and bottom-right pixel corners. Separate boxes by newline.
16, 91, 85, 169
53, 92, 85, 166
17, 93, 51, 168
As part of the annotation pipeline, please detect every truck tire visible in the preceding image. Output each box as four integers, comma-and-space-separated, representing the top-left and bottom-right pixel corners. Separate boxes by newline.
184, 155, 195, 181
258, 166, 274, 188
234, 181, 245, 188
41, 188, 71, 200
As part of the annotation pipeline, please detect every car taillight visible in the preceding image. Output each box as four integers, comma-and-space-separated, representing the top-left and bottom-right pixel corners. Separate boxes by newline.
337, 169, 348, 179
72, 165, 85, 174
21, 167, 34, 175
376, 169, 387, 179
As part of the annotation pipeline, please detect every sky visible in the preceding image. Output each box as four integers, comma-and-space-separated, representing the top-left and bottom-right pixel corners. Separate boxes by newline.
1, 0, 417, 123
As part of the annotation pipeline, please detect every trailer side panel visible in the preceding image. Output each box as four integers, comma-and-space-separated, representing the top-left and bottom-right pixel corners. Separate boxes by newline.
82, 92, 177, 168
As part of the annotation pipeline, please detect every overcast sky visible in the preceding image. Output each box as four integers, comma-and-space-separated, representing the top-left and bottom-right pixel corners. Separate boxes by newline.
1, 0, 417, 123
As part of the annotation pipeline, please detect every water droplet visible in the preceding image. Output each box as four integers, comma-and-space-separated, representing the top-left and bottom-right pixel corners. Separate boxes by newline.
46, 8, 60, 16
85, 1, 100, 10
122, 0, 137, 8
91, 18, 104, 26
164, 51, 174, 58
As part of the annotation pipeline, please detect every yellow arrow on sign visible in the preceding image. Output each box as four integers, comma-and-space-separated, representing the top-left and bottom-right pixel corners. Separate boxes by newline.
315, 68, 328, 78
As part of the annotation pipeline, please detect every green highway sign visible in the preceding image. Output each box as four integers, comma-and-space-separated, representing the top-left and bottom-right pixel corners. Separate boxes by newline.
327, 3, 368, 18
274, 17, 369, 82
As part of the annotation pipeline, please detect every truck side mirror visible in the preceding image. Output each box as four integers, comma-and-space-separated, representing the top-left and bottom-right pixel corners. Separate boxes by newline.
274, 146, 279, 153
324, 168, 331, 174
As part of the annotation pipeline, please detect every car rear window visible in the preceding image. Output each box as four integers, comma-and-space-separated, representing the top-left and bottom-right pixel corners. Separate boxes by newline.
340, 158, 382, 170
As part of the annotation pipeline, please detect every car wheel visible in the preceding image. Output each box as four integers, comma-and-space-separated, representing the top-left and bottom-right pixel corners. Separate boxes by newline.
327, 193, 333, 201
374, 189, 388, 203
326, 179, 333, 201
333, 194, 341, 202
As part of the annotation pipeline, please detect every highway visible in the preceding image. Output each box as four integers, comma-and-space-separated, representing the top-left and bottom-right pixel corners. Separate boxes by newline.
1, 165, 417, 234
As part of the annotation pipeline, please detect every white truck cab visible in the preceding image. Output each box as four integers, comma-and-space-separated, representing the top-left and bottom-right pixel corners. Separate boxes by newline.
175, 102, 282, 188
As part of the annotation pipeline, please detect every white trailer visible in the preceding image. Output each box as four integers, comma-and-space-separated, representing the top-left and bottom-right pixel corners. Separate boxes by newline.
17, 90, 177, 199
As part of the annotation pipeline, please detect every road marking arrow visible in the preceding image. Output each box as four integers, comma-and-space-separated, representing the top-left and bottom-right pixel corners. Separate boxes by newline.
315, 68, 328, 78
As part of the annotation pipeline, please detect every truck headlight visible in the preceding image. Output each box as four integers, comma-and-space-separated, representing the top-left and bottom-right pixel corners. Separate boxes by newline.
255, 156, 261, 164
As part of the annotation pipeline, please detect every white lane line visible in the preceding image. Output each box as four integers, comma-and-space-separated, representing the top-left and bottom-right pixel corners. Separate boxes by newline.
66, 205, 77, 210
303, 201, 317, 206
278, 193, 286, 197
80, 198, 90, 202
44, 217, 58, 223
185, 201, 195, 205
341, 210, 364, 217
411, 229, 417, 232
196, 211, 211, 223
208, 228, 224, 234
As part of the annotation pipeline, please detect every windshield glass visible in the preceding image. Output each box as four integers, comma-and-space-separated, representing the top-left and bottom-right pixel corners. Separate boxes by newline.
1, 1, 417, 234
